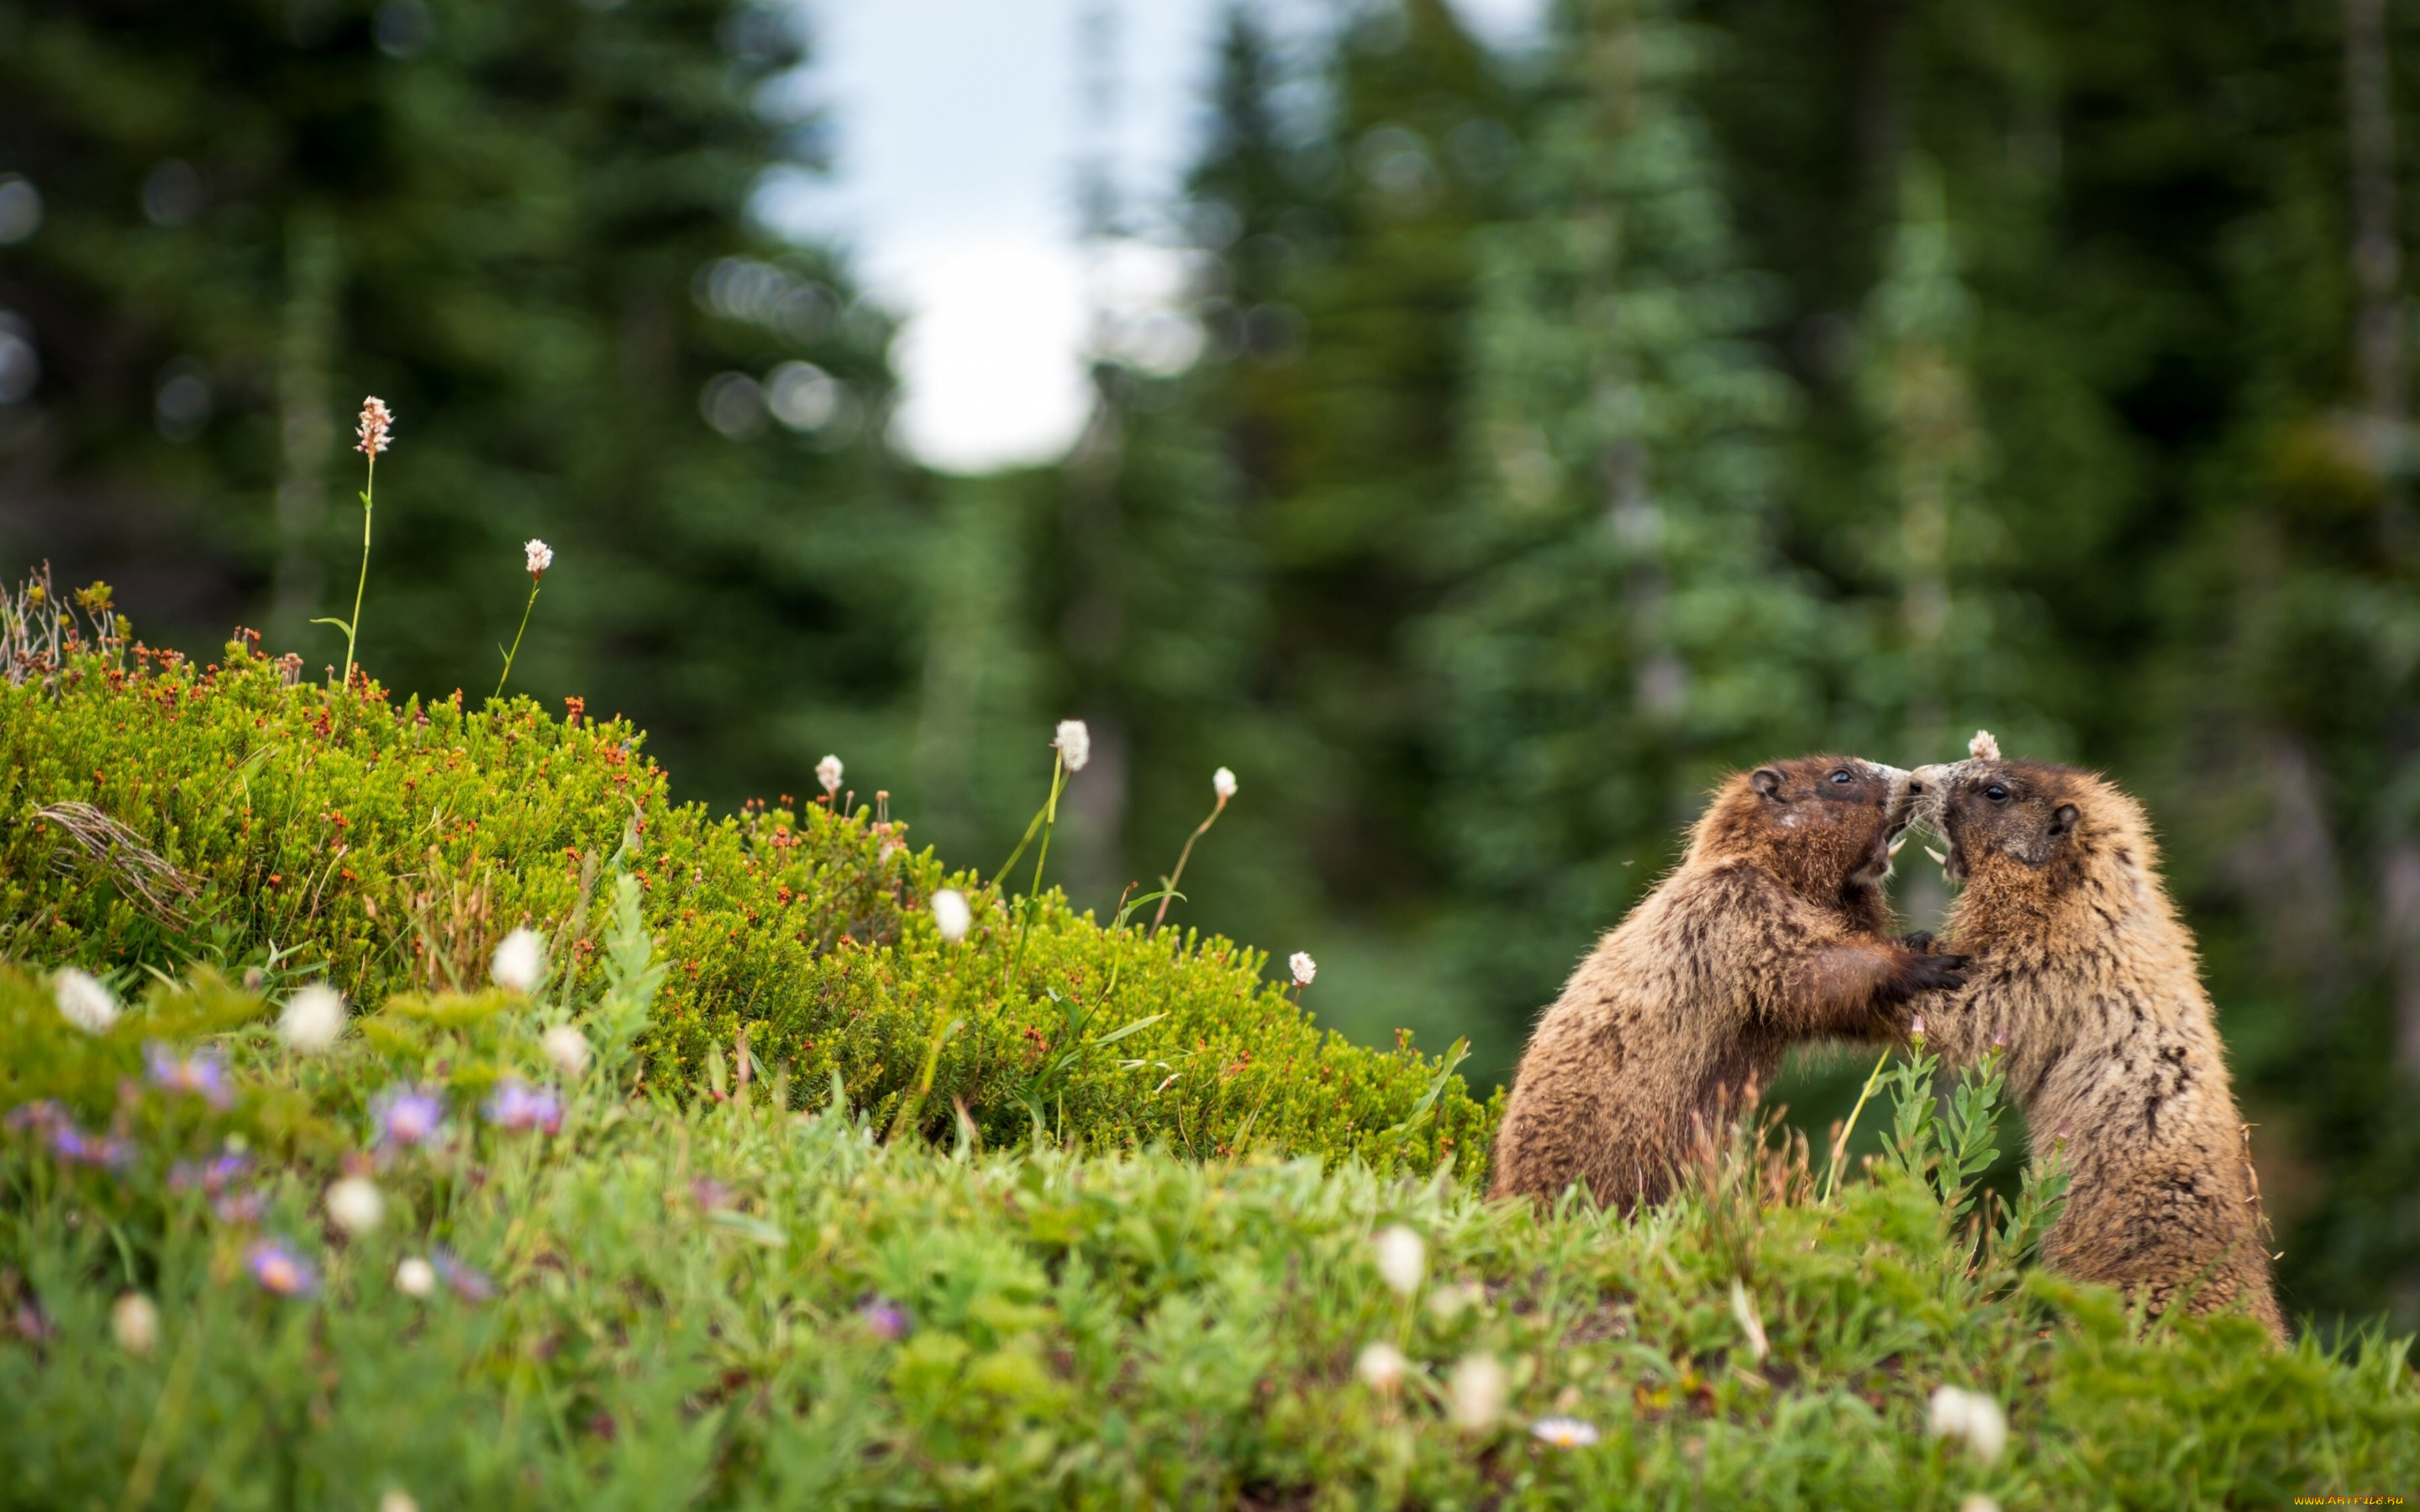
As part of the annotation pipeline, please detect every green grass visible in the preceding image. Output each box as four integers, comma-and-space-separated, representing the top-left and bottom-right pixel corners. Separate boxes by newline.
1, 953, 2412, 1509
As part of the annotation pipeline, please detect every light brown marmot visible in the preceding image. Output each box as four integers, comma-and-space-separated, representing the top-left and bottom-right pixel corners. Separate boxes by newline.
1491, 755, 1966, 1210
1911, 751, 2286, 1340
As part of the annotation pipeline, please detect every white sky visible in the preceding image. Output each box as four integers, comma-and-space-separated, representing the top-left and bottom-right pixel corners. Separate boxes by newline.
765, 0, 1544, 473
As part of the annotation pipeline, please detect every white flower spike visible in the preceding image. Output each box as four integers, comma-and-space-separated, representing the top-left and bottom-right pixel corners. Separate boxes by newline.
1968, 729, 2001, 762
523, 538, 554, 579
817, 753, 844, 795
932, 888, 973, 944
326, 1176, 386, 1236
395, 1257, 437, 1299
1355, 1341, 1407, 1394
279, 984, 347, 1053
491, 928, 545, 994
111, 1293, 160, 1357
1055, 719, 1091, 772
1928, 1384, 2008, 1464
1289, 952, 1317, 988
541, 1024, 592, 1079
1448, 1354, 1509, 1432
1372, 1226, 1426, 1297
1213, 766, 1237, 801
54, 968, 118, 1034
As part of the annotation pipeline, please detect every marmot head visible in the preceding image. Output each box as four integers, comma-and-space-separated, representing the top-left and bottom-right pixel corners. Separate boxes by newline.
1909, 753, 2146, 894
1695, 755, 1915, 900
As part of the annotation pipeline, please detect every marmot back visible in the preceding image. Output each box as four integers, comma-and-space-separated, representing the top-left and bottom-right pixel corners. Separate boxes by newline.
1912, 753, 2285, 1340
1491, 755, 1965, 1210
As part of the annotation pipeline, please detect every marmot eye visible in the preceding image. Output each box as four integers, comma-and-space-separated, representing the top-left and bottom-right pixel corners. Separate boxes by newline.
1984, 784, 2009, 802
1829, 769, 1853, 785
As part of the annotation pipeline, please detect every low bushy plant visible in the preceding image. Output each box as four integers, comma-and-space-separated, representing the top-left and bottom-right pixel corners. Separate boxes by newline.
0, 575, 1493, 1172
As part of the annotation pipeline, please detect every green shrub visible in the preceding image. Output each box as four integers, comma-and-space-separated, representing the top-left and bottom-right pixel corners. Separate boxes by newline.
0, 596, 1494, 1174
0, 961, 2410, 1509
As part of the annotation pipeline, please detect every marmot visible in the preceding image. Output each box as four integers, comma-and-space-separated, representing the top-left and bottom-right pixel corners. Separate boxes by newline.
1910, 746, 2286, 1339
1491, 756, 1967, 1210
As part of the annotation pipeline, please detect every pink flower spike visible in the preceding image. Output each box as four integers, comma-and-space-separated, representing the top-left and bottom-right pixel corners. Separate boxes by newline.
355, 396, 394, 458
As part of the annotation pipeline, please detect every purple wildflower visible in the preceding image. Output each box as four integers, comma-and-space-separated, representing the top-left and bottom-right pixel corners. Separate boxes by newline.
173, 1150, 253, 1195
14, 1102, 130, 1171
858, 1296, 910, 1341
245, 1240, 317, 1298
430, 1245, 496, 1302
691, 1178, 734, 1212
371, 1086, 445, 1150
145, 1042, 235, 1110
213, 1189, 266, 1226
481, 1079, 561, 1135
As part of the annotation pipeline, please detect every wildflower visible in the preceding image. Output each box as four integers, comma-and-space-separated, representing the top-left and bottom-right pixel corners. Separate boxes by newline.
379, 1490, 420, 1512
691, 1177, 735, 1211
1928, 1384, 2008, 1464
1909, 1014, 1928, 1042
1213, 765, 1237, 801
1959, 1499, 2002, 1512
213, 1189, 266, 1226
145, 1043, 235, 1110
1968, 729, 2001, 762
1449, 1353, 1510, 1432
1728, 1278, 1770, 1362
278, 984, 347, 1053
1427, 1280, 1483, 1321
540, 1024, 592, 1079
326, 1176, 385, 1236
169, 1150, 250, 1195
1054, 719, 1090, 772
1372, 1225, 1426, 1297
1530, 1415, 1600, 1449
1355, 1341, 1407, 1394
246, 1240, 317, 1298
482, 1079, 562, 1134
394, 1257, 437, 1299
1289, 952, 1317, 988
931, 888, 972, 944
817, 753, 844, 796
355, 396, 393, 457
371, 1085, 445, 1150
858, 1295, 910, 1341
523, 538, 553, 579
112, 1293, 160, 1356
54, 969, 118, 1034
431, 1246, 495, 1302
491, 927, 545, 994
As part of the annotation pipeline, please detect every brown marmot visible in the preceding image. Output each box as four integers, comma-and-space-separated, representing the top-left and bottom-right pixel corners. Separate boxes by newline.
1911, 746, 2286, 1340
1491, 755, 1967, 1210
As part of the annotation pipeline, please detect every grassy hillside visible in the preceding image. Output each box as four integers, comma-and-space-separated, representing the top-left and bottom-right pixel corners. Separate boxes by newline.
3, 580, 2415, 1507
0, 580, 1492, 1173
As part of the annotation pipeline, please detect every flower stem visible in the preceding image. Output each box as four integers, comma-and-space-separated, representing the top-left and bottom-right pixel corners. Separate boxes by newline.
1150, 794, 1228, 932
1822, 1045, 1895, 1204
495, 580, 540, 701
1003, 754, 1066, 995
341, 454, 373, 685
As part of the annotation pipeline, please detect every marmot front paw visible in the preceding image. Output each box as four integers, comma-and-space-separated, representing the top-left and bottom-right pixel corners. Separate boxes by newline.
1878, 950, 1970, 1004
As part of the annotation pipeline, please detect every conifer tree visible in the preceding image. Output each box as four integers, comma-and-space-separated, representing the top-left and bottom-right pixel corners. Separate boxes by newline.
1425, 0, 1824, 1045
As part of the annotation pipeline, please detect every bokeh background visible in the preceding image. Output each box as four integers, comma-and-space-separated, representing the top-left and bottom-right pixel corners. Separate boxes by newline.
4, 0, 2417, 1331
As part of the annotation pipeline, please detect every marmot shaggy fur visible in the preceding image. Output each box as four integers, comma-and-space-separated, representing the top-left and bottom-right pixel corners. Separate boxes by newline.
1491, 756, 1967, 1210
1910, 750, 2286, 1340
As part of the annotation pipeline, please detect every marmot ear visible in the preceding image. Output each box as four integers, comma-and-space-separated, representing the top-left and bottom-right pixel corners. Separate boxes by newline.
2049, 802, 2079, 839
1750, 768, 1784, 800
